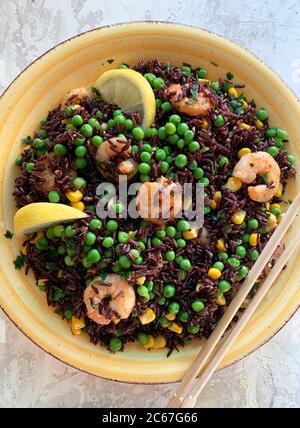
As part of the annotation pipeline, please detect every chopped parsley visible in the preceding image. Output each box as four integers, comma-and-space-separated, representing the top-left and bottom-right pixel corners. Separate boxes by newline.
13, 252, 27, 269
226, 71, 234, 80
22, 136, 31, 145
210, 61, 219, 67
64, 309, 73, 320
53, 287, 65, 303
187, 84, 199, 104
91, 86, 100, 96
4, 230, 13, 239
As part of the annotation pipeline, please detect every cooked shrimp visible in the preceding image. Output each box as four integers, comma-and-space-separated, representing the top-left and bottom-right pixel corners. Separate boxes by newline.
96, 137, 138, 181
84, 274, 136, 325
60, 87, 89, 110
232, 151, 280, 202
166, 83, 214, 117
136, 176, 190, 225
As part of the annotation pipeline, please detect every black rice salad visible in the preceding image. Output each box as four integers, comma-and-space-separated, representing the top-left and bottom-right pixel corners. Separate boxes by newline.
12, 59, 296, 354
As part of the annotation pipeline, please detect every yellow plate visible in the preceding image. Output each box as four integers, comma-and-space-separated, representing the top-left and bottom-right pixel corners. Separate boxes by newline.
0, 22, 300, 384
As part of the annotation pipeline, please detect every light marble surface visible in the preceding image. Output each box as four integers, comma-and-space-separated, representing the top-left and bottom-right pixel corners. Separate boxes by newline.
1, 0, 300, 408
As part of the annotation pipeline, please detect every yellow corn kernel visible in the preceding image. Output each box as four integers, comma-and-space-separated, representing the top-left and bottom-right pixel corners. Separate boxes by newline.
228, 87, 238, 98
136, 276, 146, 286
183, 228, 198, 240
213, 191, 222, 203
143, 334, 155, 349
275, 183, 283, 197
66, 190, 83, 203
112, 317, 121, 324
71, 316, 85, 335
139, 307, 156, 325
267, 212, 278, 230
210, 200, 217, 209
37, 278, 47, 287
242, 100, 249, 110
265, 202, 270, 211
21, 245, 27, 255
255, 119, 264, 129
238, 148, 251, 158
30, 230, 44, 244
202, 118, 209, 130
208, 268, 222, 280
168, 322, 183, 334
226, 177, 243, 192
57, 270, 63, 278
71, 201, 85, 211
215, 295, 226, 305
198, 78, 210, 85
153, 336, 166, 349
249, 233, 258, 247
270, 203, 281, 211
128, 231, 137, 239
241, 123, 250, 130
231, 209, 246, 225
216, 238, 226, 252
61, 118, 71, 125
166, 312, 176, 321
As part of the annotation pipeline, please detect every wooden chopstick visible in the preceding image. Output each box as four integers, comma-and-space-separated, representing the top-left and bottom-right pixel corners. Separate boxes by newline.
180, 228, 300, 407
167, 192, 300, 408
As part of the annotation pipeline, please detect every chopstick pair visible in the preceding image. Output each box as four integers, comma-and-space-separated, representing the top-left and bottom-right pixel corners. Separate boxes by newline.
167, 192, 300, 408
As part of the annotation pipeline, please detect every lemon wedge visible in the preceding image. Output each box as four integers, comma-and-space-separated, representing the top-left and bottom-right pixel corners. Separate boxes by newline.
93, 69, 156, 129
14, 202, 88, 235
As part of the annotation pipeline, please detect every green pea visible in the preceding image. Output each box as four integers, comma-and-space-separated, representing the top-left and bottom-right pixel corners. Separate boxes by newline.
256, 108, 268, 121
155, 149, 167, 161
118, 231, 129, 244
75, 158, 87, 169
163, 284, 176, 298
218, 252, 228, 261
151, 237, 162, 247
137, 332, 148, 344
287, 154, 295, 164
138, 241, 146, 251
168, 114, 181, 126
267, 146, 279, 158
213, 115, 225, 128
109, 337, 122, 352
119, 255, 131, 269
193, 167, 204, 179
156, 229, 166, 239
228, 257, 240, 268
139, 162, 151, 175
161, 101, 172, 112
35, 236, 49, 251
187, 324, 200, 334
210, 81, 220, 91
107, 219, 118, 232
237, 266, 249, 279
73, 177, 86, 189
74, 136, 86, 146
236, 245, 246, 258
64, 255, 75, 266
155, 98, 163, 109
166, 226, 176, 237
219, 156, 229, 167
145, 280, 154, 291
152, 77, 165, 89
266, 128, 277, 138
176, 239, 186, 248
191, 299, 204, 312
26, 162, 35, 172
140, 151, 151, 163
187, 141, 199, 153
88, 118, 100, 130
33, 138, 45, 149
276, 128, 289, 140
124, 119, 134, 131
75, 146, 87, 158
48, 191, 60, 203
46, 227, 56, 240
188, 160, 197, 171
65, 105, 75, 117
198, 68, 208, 78
242, 233, 250, 243
176, 220, 189, 232
57, 245, 66, 255
65, 225, 76, 237
165, 250, 176, 261
249, 249, 259, 261
80, 124, 93, 137
144, 127, 157, 138
179, 311, 189, 323
91, 135, 103, 149
180, 258, 192, 271
213, 261, 224, 271
140, 174, 150, 183
115, 115, 126, 125
184, 129, 194, 142
71, 115, 84, 127
175, 154, 188, 168
247, 218, 259, 231
175, 256, 183, 266
199, 177, 210, 187
168, 302, 180, 314
157, 126, 167, 140
218, 279, 231, 293
158, 296, 166, 305
85, 232, 96, 246
175, 139, 185, 150
102, 237, 114, 248
131, 145, 139, 154
274, 138, 284, 148
15, 155, 23, 166
165, 122, 177, 135
96, 110, 103, 119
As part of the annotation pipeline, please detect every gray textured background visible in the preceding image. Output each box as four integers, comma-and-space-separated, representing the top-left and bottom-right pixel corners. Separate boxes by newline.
1, 0, 300, 408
